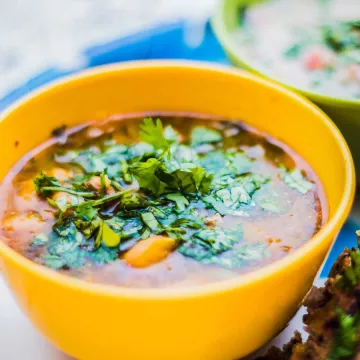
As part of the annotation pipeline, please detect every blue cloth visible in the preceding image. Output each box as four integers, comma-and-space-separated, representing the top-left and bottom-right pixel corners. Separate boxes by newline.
0, 21, 356, 277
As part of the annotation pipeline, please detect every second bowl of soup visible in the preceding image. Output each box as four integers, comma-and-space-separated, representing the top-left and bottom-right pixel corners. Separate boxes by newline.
0, 61, 354, 359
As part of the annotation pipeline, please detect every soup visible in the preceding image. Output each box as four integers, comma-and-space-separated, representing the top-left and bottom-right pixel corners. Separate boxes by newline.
0, 114, 326, 288
233, 0, 360, 99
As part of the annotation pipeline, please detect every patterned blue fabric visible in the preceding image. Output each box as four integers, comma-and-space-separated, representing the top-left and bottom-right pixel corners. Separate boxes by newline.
0, 21, 356, 277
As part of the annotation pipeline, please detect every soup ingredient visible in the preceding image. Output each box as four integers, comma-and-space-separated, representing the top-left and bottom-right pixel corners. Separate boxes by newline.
124, 236, 177, 268
234, 0, 360, 99
0, 114, 325, 288
256, 235, 360, 360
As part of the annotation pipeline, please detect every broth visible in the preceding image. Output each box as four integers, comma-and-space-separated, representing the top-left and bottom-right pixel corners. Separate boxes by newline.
0, 114, 326, 288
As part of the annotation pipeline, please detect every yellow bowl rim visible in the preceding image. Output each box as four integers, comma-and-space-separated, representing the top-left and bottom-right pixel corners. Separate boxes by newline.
0, 60, 355, 299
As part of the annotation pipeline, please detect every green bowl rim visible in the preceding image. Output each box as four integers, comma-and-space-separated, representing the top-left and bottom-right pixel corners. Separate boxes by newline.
212, 0, 360, 109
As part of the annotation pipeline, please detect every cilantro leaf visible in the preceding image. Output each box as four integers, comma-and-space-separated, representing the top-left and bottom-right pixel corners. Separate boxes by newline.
34, 172, 95, 198
194, 225, 243, 254
216, 186, 252, 207
73, 203, 100, 239
130, 158, 167, 196
168, 164, 213, 194
231, 152, 253, 174
30, 233, 49, 246
44, 248, 86, 270
139, 118, 168, 150
179, 225, 244, 260
204, 242, 270, 269
200, 150, 228, 175
203, 196, 228, 216
258, 198, 284, 214
141, 212, 162, 233
281, 168, 313, 194
47, 197, 70, 213
165, 193, 189, 211
89, 246, 118, 264
191, 126, 222, 146
119, 191, 155, 210
131, 158, 213, 196
164, 125, 180, 143
34, 172, 62, 197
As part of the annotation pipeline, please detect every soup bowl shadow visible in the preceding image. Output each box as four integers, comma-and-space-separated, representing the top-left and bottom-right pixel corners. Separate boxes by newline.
212, 0, 360, 182
0, 61, 355, 360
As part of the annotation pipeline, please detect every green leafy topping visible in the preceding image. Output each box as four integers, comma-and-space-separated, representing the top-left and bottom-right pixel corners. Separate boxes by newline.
178, 224, 243, 260
258, 198, 283, 214
28, 117, 313, 274
34, 173, 62, 197
130, 158, 167, 196
281, 168, 313, 194
216, 186, 252, 206
204, 243, 270, 269
203, 196, 229, 216
90, 246, 118, 264
165, 193, 189, 211
139, 117, 168, 150
31, 233, 48, 246
48, 196, 70, 213
141, 212, 162, 233
190, 126, 222, 146
231, 152, 253, 174
34, 172, 95, 198
130, 158, 213, 196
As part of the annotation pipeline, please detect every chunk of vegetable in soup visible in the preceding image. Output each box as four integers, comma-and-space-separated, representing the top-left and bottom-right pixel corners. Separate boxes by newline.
233, 0, 360, 99
0, 114, 326, 288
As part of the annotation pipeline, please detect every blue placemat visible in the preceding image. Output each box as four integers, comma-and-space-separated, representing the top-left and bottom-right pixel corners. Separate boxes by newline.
0, 21, 357, 277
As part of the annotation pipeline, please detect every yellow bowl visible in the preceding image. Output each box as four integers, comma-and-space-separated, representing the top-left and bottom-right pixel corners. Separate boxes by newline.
0, 61, 355, 360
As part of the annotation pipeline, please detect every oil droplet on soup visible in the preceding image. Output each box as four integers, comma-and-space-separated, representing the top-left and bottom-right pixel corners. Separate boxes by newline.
0, 114, 327, 288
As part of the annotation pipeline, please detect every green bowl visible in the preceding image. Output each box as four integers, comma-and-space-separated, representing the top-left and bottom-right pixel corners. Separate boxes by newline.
212, 0, 360, 182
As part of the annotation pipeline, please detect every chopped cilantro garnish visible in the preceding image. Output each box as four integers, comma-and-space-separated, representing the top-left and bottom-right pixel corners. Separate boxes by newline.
164, 193, 189, 212
281, 168, 313, 194
190, 126, 222, 146
141, 212, 162, 234
28, 117, 314, 274
139, 117, 169, 150
258, 198, 283, 214
31, 233, 48, 246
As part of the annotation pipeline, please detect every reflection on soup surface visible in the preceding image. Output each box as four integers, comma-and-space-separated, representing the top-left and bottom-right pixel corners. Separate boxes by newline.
233, 0, 360, 99
0, 114, 326, 288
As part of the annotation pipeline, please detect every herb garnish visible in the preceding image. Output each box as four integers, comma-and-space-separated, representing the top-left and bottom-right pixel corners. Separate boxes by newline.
30, 117, 313, 271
